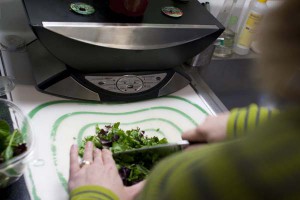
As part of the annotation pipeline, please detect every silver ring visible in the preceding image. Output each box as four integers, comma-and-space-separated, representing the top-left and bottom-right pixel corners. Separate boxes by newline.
80, 160, 92, 168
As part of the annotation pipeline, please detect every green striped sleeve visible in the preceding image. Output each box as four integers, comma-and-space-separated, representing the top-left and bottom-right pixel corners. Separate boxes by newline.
70, 185, 119, 200
236, 108, 248, 137
247, 104, 259, 132
227, 108, 239, 138
227, 104, 279, 139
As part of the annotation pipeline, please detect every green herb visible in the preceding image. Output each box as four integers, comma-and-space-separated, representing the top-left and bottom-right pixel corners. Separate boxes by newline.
0, 120, 10, 153
79, 122, 168, 185
3, 130, 17, 161
0, 120, 27, 164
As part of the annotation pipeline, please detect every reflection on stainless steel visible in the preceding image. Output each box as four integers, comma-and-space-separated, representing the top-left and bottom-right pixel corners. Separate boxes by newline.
42, 22, 218, 50
158, 72, 190, 97
113, 140, 190, 156
45, 77, 100, 101
187, 44, 216, 67
184, 65, 228, 114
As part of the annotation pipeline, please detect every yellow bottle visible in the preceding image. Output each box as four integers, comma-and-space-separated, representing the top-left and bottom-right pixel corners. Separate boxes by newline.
234, 0, 268, 55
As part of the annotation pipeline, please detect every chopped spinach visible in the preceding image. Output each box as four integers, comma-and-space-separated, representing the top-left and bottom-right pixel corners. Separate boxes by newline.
0, 120, 27, 164
79, 122, 168, 185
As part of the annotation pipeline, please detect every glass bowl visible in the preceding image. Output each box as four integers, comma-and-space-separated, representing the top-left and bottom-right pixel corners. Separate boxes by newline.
0, 99, 34, 188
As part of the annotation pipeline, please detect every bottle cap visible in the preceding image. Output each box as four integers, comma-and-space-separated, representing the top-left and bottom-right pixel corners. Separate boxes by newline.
70, 3, 95, 15
161, 6, 183, 18
257, 0, 267, 3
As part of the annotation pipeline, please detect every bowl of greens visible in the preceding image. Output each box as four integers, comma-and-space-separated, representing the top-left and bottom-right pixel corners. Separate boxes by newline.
79, 122, 182, 186
0, 99, 34, 188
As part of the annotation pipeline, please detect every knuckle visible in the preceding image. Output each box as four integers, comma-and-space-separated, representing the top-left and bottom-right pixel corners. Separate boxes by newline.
106, 164, 113, 168
103, 149, 112, 155
196, 126, 208, 139
106, 165, 116, 172
196, 126, 204, 133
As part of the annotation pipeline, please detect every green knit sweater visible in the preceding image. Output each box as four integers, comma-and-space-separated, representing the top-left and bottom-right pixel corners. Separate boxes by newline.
70, 105, 300, 200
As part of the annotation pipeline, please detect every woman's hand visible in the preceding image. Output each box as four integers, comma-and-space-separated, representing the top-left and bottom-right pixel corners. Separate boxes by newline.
182, 112, 229, 143
68, 142, 130, 199
125, 181, 146, 200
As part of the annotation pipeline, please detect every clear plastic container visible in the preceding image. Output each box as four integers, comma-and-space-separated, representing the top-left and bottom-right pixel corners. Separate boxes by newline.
214, 0, 247, 58
0, 99, 34, 188
0, 76, 15, 96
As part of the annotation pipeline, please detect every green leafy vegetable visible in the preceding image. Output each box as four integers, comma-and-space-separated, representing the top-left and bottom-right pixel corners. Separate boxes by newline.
3, 130, 18, 161
0, 120, 27, 164
0, 120, 10, 134
0, 120, 10, 153
79, 122, 168, 185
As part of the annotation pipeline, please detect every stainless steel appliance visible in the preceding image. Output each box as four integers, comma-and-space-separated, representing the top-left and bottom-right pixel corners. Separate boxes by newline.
23, 0, 224, 102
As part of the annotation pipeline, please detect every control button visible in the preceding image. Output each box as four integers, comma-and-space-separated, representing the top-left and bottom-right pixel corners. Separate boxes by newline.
127, 85, 134, 89
85, 74, 166, 94
118, 86, 127, 90
98, 84, 118, 92
117, 76, 143, 93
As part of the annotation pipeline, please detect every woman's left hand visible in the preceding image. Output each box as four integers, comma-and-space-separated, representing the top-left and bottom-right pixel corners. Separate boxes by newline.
68, 142, 128, 199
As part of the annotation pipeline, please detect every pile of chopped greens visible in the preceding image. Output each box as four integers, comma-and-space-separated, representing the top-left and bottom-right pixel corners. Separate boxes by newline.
0, 120, 27, 164
79, 122, 168, 185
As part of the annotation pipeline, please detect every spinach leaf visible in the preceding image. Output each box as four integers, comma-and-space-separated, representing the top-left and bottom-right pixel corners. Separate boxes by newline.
0, 120, 10, 152
0, 119, 27, 164
79, 135, 103, 157
5, 130, 23, 147
2, 130, 18, 161
2, 146, 13, 161
79, 122, 168, 185
0, 120, 10, 135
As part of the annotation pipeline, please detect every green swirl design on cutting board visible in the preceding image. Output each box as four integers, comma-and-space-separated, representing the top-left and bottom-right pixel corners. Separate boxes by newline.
27, 167, 41, 200
55, 118, 174, 192
26, 96, 208, 199
28, 96, 208, 119
51, 107, 194, 191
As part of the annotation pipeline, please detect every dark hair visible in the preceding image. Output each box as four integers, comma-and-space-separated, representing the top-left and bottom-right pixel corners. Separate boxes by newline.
258, 0, 300, 102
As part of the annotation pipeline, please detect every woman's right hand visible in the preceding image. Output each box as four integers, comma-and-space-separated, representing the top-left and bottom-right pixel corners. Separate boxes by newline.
182, 112, 229, 143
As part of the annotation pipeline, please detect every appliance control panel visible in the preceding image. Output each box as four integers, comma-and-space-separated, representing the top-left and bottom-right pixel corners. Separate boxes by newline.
85, 73, 167, 94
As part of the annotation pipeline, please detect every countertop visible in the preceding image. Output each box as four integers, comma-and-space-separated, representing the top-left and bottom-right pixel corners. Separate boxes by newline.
0, 47, 271, 200
0, 47, 223, 199
0, 50, 31, 200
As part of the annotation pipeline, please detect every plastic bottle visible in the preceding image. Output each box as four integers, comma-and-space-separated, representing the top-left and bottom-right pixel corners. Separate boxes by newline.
213, 0, 246, 58
234, 0, 268, 55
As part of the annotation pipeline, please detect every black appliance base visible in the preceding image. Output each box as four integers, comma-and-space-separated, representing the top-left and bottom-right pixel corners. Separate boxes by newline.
28, 41, 190, 102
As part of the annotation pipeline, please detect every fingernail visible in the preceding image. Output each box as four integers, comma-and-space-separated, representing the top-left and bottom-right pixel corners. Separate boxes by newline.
72, 144, 78, 149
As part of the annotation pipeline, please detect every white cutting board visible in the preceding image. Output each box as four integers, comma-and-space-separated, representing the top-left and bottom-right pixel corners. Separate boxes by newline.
2, 49, 211, 200
9, 83, 211, 200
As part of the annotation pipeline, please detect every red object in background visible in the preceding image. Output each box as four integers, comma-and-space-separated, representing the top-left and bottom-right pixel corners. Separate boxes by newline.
109, 0, 149, 16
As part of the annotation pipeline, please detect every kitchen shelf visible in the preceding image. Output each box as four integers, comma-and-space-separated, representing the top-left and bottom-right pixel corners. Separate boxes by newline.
212, 50, 258, 61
